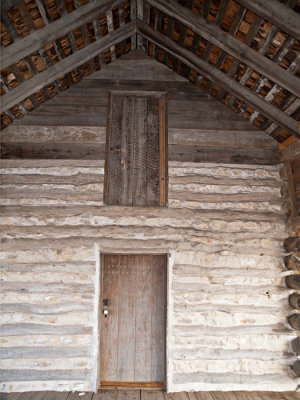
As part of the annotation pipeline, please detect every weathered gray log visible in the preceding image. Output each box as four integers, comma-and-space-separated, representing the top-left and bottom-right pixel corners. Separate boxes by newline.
291, 337, 300, 355
137, 20, 299, 137
284, 237, 300, 252
284, 254, 300, 271
286, 275, 300, 290
1, 369, 91, 382
292, 360, 300, 376
1, 346, 91, 359
287, 314, 300, 331
289, 293, 300, 310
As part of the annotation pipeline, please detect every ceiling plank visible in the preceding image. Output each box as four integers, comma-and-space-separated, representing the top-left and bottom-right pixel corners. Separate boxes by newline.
1, 21, 136, 113
1, 0, 123, 70
137, 19, 299, 137
235, 0, 300, 41
146, 0, 300, 99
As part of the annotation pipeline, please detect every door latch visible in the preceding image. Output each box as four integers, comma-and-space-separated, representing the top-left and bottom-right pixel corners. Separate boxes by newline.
103, 299, 109, 318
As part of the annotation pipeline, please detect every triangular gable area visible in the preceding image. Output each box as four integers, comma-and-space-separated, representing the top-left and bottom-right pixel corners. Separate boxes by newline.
1, 49, 279, 165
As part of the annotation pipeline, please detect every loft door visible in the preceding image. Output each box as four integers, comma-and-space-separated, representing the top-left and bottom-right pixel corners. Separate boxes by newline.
104, 91, 168, 206
100, 254, 167, 386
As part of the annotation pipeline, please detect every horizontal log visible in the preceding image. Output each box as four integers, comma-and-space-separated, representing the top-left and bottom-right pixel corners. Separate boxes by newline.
284, 254, 300, 271
287, 314, 300, 331
172, 348, 292, 361
0, 380, 90, 392
174, 334, 294, 352
173, 324, 294, 337
1, 323, 93, 336
0, 204, 285, 223
0, 173, 104, 185
1, 282, 94, 294
0, 334, 92, 348
0, 126, 107, 144
1, 346, 92, 359
291, 337, 300, 355
173, 372, 296, 386
285, 275, 300, 290
284, 237, 300, 252
0, 224, 285, 243
137, 20, 299, 137
289, 293, 300, 310
0, 159, 105, 168
170, 191, 280, 202
173, 360, 293, 380
0, 368, 91, 382
292, 360, 300, 376
1, 302, 92, 314
0, 357, 93, 371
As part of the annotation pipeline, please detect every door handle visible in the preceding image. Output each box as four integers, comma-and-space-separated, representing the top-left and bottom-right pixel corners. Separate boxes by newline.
103, 299, 109, 318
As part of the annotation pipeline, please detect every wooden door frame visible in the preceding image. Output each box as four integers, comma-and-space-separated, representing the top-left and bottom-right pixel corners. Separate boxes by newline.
94, 248, 174, 392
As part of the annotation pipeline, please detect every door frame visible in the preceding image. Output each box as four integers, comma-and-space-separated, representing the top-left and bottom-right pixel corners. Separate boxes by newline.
93, 247, 174, 392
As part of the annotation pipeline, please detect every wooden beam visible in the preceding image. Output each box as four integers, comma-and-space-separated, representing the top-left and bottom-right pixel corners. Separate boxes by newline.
280, 139, 300, 162
1, 21, 136, 112
2, 0, 21, 9
285, 161, 298, 217
235, 0, 300, 41
1, 0, 123, 70
145, 0, 300, 98
137, 20, 299, 137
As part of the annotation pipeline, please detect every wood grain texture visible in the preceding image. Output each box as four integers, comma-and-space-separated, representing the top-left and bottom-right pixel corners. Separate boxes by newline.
105, 93, 167, 206
2, 51, 279, 165
100, 255, 166, 384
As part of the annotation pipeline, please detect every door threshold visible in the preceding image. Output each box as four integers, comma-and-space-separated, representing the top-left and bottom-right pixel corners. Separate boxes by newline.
100, 382, 165, 390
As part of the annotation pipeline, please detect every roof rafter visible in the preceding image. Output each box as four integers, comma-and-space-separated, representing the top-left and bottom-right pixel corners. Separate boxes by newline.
1, 0, 123, 70
137, 19, 299, 138
235, 0, 300, 41
1, 21, 136, 112
146, 0, 300, 99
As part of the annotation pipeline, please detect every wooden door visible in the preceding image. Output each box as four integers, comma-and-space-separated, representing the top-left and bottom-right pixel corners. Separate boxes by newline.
100, 254, 167, 386
104, 91, 168, 207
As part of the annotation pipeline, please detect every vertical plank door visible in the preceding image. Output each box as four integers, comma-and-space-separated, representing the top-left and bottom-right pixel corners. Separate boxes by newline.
100, 254, 167, 386
104, 92, 167, 206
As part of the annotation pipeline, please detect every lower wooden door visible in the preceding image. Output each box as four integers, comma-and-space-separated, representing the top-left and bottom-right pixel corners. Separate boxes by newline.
100, 254, 167, 387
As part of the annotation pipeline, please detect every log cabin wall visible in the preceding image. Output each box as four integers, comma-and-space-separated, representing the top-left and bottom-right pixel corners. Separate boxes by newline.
0, 51, 298, 392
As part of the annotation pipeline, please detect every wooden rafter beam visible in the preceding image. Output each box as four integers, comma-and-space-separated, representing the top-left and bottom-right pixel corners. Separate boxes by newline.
1, 0, 123, 70
235, 0, 300, 41
137, 19, 299, 137
1, 21, 136, 112
146, 0, 300, 99
2, 0, 22, 10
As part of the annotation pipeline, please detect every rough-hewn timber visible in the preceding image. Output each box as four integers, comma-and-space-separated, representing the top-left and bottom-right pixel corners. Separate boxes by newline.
1, 51, 279, 165
0, 157, 297, 392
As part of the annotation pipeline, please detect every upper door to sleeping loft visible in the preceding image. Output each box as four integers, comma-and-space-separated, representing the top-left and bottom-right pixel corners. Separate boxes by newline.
104, 91, 168, 207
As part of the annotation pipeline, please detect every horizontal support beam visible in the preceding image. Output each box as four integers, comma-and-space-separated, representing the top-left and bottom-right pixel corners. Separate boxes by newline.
146, 0, 300, 98
137, 20, 299, 137
1, 21, 136, 112
1, 0, 123, 70
236, 0, 300, 41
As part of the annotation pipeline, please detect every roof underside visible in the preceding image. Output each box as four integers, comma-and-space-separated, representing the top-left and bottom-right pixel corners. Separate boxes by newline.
1, 0, 299, 149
